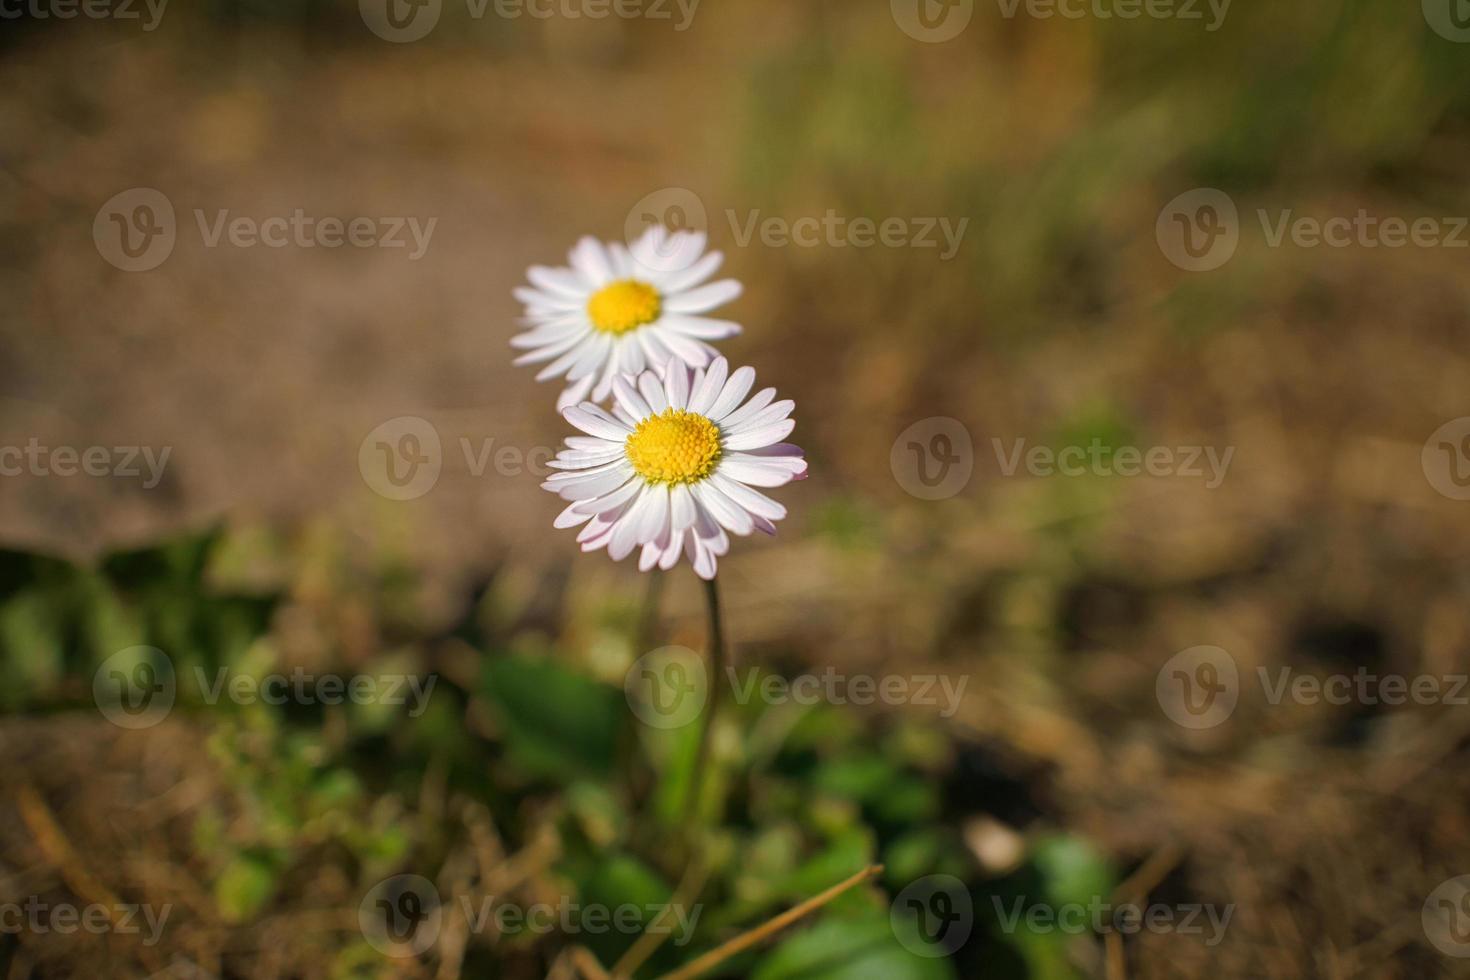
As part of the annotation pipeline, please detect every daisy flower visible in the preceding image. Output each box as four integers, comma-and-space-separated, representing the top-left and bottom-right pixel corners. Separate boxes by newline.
542, 358, 806, 580
511, 227, 744, 410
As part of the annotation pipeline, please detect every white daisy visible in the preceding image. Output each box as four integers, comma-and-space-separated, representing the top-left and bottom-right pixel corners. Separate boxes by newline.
511, 227, 744, 410
542, 358, 806, 580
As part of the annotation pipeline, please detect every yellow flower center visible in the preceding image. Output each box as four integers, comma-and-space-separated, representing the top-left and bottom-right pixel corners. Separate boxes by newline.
625, 409, 722, 485
587, 279, 661, 335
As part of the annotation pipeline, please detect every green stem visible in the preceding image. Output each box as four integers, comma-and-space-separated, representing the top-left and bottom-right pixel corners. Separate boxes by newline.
683, 575, 725, 830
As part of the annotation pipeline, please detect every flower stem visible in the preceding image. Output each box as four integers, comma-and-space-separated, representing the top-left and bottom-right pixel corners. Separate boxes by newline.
683, 575, 725, 830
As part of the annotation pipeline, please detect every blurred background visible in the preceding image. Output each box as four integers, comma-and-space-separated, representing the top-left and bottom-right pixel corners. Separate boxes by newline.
3, 0, 1470, 976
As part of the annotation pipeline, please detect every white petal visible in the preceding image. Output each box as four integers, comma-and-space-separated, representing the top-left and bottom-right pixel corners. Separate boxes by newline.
664, 361, 692, 411
563, 405, 633, 441
612, 376, 652, 420
576, 477, 642, 515
688, 357, 728, 416
554, 502, 594, 529
717, 388, 776, 430
609, 488, 655, 560
670, 482, 697, 530
513, 328, 590, 365
569, 236, 614, 287
650, 327, 712, 369
556, 375, 597, 412
664, 280, 742, 314
544, 464, 634, 500
706, 367, 756, 421
637, 371, 669, 414
692, 482, 754, 536
564, 333, 612, 382
656, 249, 722, 293
547, 447, 625, 470
717, 456, 801, 487
726, 399, 794, 435
659, 314, 742, 341
527, 265, 589, 299
724, 419, 795, 451
710, 473, 786, 522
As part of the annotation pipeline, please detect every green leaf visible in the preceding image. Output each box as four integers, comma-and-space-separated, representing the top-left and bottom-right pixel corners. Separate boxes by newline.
1031, 835, 1115, 910
214, 853, 279, 924
753, 914, 956, 980
578, 854, 679, 969
481, 655, 621, 782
